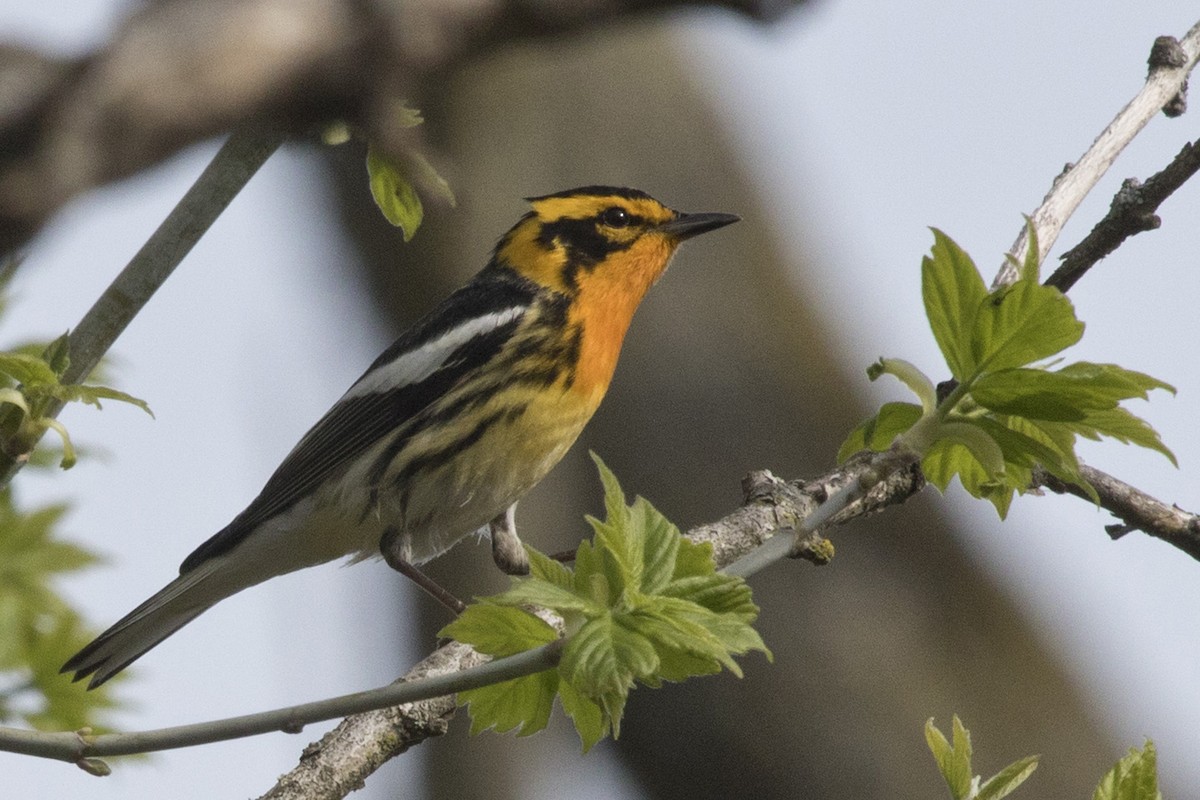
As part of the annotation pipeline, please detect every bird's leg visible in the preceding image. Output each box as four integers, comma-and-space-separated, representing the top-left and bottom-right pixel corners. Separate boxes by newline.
380, 527, 465, 614
490, 503, 529, 575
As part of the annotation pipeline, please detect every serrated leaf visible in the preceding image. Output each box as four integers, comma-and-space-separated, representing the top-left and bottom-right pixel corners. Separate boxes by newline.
458, 668, 558, 737
59, 384, 153, 417
922, 437, 1014, 518
556, 677, 607, 751
661, 574, 757, 619
560, 615, 650, 738
925, 716, 974, 800
630, 497, 679, 595
1093, 741, 1161, 800
1069, 407, 1177, 466
972, 364, 1172, 423
972, 415, 1094, 501
486, 578, 596, 616
526, 546, 574, 590
977, 754, 1039, 800
366, 145, 423, 240
970, 279, 1084, 373
1056, 362, 1175, 399
672, 536, 717, 580
923, 229, 989, 381
439, 604, 557, 657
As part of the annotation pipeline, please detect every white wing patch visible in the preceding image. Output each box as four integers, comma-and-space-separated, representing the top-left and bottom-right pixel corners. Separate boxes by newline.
341, 307, 525, 401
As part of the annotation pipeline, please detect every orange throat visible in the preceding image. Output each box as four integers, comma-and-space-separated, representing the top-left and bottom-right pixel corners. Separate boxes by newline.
568, 238, 675, 404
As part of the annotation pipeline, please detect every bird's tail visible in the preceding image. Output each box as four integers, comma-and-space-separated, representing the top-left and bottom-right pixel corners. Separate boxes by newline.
61, 559, 230, 689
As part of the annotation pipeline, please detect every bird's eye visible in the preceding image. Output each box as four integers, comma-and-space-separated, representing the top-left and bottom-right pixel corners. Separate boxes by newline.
599, 207, 631, 228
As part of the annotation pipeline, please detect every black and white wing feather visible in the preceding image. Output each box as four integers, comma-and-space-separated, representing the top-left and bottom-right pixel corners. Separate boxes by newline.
180, 271, 537, 572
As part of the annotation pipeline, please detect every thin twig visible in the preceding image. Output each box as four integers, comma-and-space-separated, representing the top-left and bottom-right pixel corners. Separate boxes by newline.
0, 640, 559, 766
995, 23, 1200, 287
1046, 138, 1200, 292
1034, 464, 1200, 560
0, 127, 283, 488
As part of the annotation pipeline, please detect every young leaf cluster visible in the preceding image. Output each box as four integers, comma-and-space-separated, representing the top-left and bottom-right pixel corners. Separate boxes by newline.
0, 335, 152, 469
840, 229, 1175, 517
925, 716, 1038, 800
442, 455, 770, 751
0, 487, 120, 730
926, 716, 1162, 800
1093, 741, 1162, 800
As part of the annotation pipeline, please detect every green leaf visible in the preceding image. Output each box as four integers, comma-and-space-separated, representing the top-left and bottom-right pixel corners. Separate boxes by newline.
1069, 407, 1177, 466
1056, 362, 1175, 400
838, 402, 924, 462
922, 437, 1014, 518
58, 384, 153, 417
970, 279, 1084, 373
1093, 741, 1161, 800
977, 754, 1039, 800
439, 605, 557, 657
928, 422, 1006, 481
556, 677, 606, 752
0, 352, 58, 386
366, 145, 424, 240
486, 578, 597, 616
923, 229, 989, 381
925, 716, 974, 800
458, 668, 558, 737
526, 545, 574, 590
559, 615, 651, 737
972, 364, 1174, 423
445, 457, 766, 750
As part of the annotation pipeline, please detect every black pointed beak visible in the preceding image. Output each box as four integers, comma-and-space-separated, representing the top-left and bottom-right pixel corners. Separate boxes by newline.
659, 211, 741, 240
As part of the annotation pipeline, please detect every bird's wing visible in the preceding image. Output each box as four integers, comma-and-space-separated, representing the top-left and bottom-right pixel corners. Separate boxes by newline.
179, 274, 537, 573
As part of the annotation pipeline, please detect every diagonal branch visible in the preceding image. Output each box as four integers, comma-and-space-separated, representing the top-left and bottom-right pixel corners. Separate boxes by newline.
1034, 464, 1200, 560
0, 126, 284, 488
1046, 137, 1200, 292
994, 24, 1200, 287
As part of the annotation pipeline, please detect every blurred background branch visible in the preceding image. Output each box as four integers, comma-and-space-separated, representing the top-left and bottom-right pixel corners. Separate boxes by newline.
0, 0, 796, 255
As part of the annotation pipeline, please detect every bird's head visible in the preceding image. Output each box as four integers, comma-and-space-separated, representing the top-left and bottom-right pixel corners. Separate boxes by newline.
493, 186, 739, 297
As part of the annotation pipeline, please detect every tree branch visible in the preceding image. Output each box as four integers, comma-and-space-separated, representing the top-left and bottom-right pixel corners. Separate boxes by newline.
0, 0, 800, 255
1034, 464, 1200, 560
0, 126, 284, 487
0, 640, 557, 766
1046, 137, 1200, 292
994, 23, 1200, 286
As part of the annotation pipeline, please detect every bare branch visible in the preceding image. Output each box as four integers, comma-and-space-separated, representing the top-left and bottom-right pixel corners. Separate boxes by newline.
1046, 138, 1200, 292
1034, 464, 1200, 560
0, 126, 283, 487
994, 21, 1200, 286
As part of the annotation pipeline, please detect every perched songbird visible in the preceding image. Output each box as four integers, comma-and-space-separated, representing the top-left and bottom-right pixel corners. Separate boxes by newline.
63, 186, 739, 688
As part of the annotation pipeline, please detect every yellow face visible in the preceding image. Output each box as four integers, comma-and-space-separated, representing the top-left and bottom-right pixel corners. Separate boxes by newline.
495, 188, 683, 296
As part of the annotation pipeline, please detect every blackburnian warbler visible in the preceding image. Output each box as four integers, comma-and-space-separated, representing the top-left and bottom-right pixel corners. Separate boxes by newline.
63, 186, 738, 688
